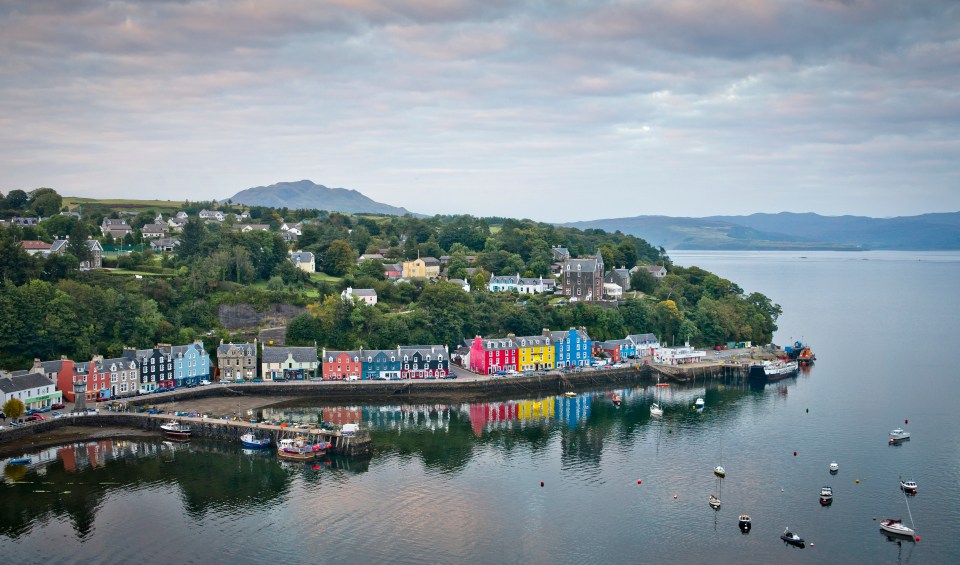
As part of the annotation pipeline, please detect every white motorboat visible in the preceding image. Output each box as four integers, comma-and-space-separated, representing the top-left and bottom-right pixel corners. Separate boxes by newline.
829, 461, 839, 473
900, 478, 918, 494
819, 486, 833, 505
714, 465, 725, 478
160, 420, 191, 438
889, 428, 910, 441
694, 398, 705, 409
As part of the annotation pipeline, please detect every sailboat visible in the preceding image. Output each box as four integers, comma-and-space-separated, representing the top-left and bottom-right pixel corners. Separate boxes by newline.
714, 438, 726, 478
650, 377, 664, 417
708, 470, 722, 509
880, 486, 918, 540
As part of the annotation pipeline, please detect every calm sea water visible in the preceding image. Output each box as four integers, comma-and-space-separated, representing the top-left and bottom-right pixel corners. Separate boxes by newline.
2, 251, 959, 564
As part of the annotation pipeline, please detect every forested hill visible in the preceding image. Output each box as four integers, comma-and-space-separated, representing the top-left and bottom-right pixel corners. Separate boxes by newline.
1, 188, 781, 371
229, 180, 413, 216
561, 211, 960, 250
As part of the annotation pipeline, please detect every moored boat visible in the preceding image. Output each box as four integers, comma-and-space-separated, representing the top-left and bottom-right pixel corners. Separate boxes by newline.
9, 457, 31, 465
714, 465, 725, 478
240, 432, 271, 449
889, 428, 910, 441
612, 394, 622, 407
879, 519, 915, 538
819, 486, 833, 505
694, 398, 705, 409
277, 436, 326, 461
709, 494, 721, 509
900, 478, 918, 494
738, 514, 752, 532
829, 461, 839, 473
564, 392, 576, 398
748, 360, 799, 382
781, 528, 805, 547
160, 420, 191, 439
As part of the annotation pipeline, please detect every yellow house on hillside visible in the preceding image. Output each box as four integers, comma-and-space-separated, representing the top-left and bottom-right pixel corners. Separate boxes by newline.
515, 335, 554, 371
401, 256, 441, 279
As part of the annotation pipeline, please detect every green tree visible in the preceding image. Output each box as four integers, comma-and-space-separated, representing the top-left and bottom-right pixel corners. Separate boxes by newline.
3, 398, 25, 420
323, 240, 356, 277
3, 189, 28, 210
630, 268, 657, 294
28, 188, 63, 217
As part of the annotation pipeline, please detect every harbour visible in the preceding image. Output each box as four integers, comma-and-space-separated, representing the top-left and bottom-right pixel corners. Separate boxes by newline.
2, 250, 958, 563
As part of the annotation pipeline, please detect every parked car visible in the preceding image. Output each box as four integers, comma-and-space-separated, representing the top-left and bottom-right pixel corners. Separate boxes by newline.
199, 379, 211, 386
25, 408, 40, 416
26, 414, 46, 422
51, 403, 65, 410
40, 405, 52, 412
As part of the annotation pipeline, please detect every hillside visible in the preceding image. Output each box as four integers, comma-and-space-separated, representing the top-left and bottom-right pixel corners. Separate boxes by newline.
561, 212, 960, 250
228, 180, 414, 216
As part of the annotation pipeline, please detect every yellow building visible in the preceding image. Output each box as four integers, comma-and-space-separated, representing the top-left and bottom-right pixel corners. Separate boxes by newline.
515, 335, 554, 371
401, 256, 440, 279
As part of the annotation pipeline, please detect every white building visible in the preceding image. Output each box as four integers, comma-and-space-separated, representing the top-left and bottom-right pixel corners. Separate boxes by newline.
654, 343, 706, 365
342, 287, 378, 305
487, 273, 554, 294
603, 282, 622, 299
0, 370, 61, 411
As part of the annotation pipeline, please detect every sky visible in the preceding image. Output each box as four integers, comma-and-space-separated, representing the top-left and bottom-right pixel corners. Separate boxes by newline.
1, 1, 958, 222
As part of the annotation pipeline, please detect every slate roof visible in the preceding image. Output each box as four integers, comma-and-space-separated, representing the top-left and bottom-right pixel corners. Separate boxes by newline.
262, 346, 318, 364
49, 239, 102, 253
290, 251, 314, 263
421, 257, 440, 266
551, 247, 571, 261
218, 341, 257, 356
514, 335, 552, 347
352, 288, 377, 297
0, 371, 55, 393
627, 333, 658, 345
171, 342, 206, 358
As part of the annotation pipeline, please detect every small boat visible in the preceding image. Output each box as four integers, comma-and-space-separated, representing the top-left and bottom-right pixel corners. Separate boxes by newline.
829, 461, 839, 473
819, 486, 833, 505
781, 528, 805, 547
879, 519, 915, 538
160, 420, 191, 439
889, 428, 910, 441
277, 436, 325, 461
694, 398, 705, 409
714, 465, 726, 478
564, 392, 576, 398
650, 402, 663, 417
900, 478, 918, 494
708, 494, 721, 509
240, 432, 271, 449
612, 394, 622, 407
748, 359, 800, 382
738, 514, 752, 532
9, 457, 31, 465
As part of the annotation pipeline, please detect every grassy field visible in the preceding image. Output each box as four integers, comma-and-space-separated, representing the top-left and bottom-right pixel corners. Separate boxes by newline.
63, 197, 186, 214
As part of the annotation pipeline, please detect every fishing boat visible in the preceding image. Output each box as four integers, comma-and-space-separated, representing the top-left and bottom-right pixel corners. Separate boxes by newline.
819, 486, 833, 505
240, 432, 271, 449
748, 359, 799, 382
714, 465, 725, 478
738, 514, 751, 532
785, 340, 815, 365
781, 528, 805, 547
160, 420, 191, 439
277, 436, 326, 461
708, 494, 721, 509
900, 477, 918, 494
829, 461, 839, 473
889, 428, 910, 441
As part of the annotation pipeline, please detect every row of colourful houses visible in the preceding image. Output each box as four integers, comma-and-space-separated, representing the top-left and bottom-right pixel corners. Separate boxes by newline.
464, 330, 662, 375
321, 345, 450, 380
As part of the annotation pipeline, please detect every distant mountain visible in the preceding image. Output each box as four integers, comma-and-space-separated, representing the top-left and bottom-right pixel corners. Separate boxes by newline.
228, 180, 414, 216
561, 212, 960, 250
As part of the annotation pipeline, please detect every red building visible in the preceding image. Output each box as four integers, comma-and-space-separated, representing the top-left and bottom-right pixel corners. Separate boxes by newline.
593, 341, 622, 363
469, 336, 518, 375
31, 357, 76, 402
322, 349, 362, 380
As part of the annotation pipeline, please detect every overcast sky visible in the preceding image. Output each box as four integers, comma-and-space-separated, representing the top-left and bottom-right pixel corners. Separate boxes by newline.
1, 1, 958, 222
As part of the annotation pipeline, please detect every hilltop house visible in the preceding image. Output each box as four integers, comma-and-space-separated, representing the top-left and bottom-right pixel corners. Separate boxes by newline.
562, 249, 604, 301
289, 251, 315, 273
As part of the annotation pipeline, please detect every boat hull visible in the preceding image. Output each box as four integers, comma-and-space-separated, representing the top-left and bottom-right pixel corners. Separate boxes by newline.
748, 362, 799, 382
879, 521, 915, 538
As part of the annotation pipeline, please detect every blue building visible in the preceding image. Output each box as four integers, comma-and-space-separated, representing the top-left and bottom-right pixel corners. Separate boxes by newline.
362, 349, 402, 380
171, 340, 211, 387
544, 328, 593, 368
